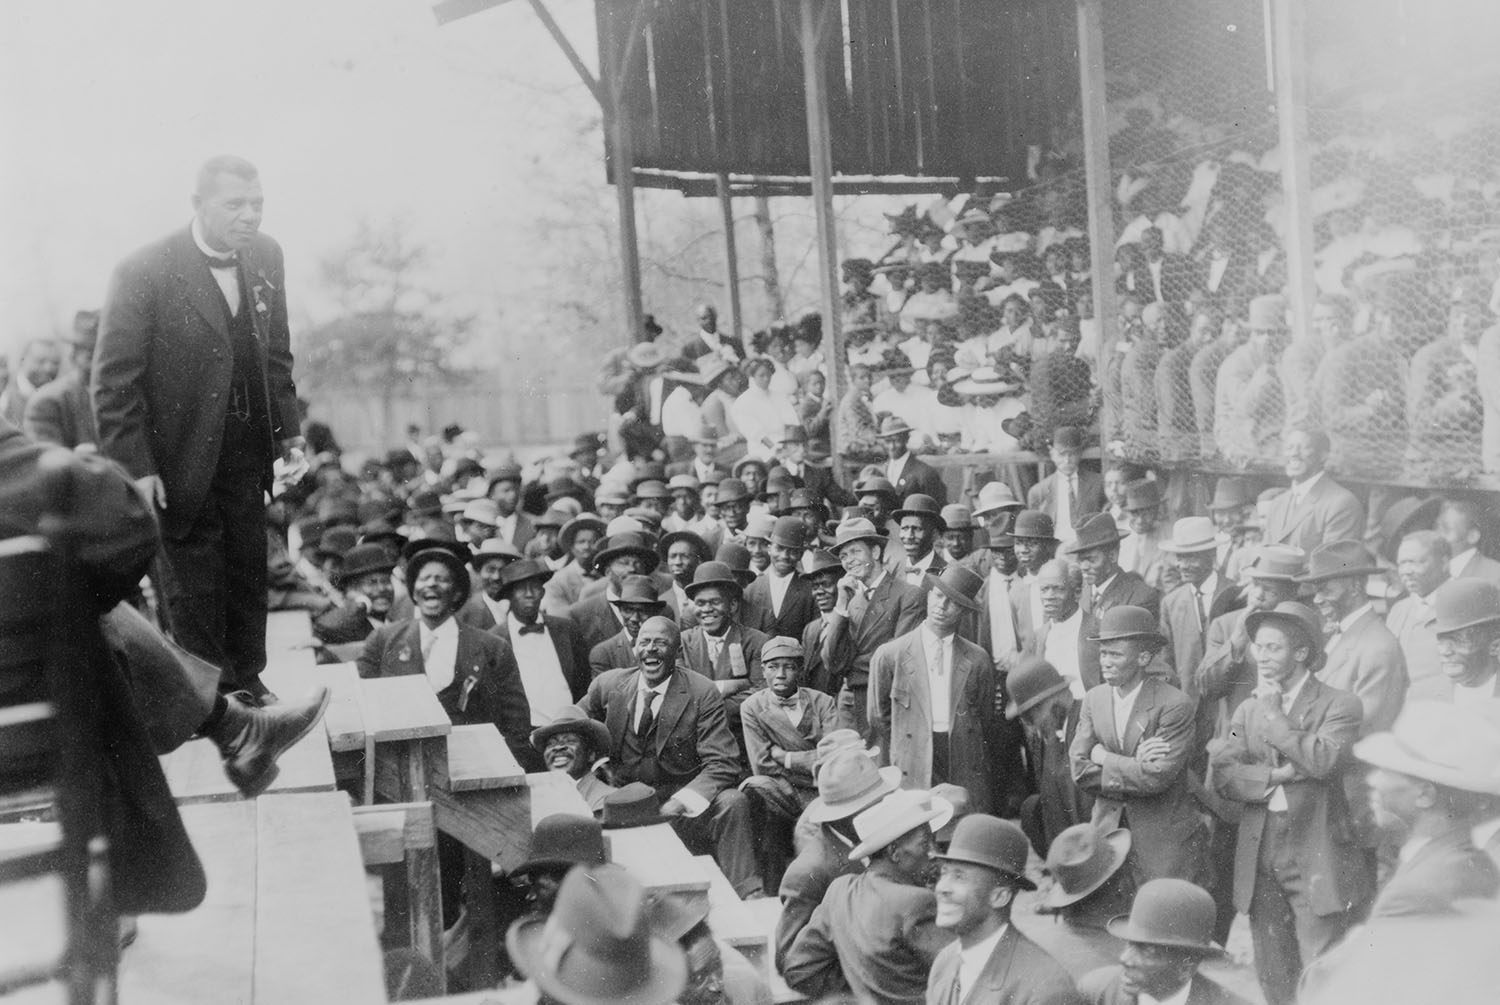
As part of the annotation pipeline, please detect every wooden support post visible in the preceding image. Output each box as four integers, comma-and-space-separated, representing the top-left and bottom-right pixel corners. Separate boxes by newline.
605, 100, 645, 345
717, 173, 743, 339
799, 0, 846, 483
1271, 0, 1316, 338
1076, 0, 1118, 450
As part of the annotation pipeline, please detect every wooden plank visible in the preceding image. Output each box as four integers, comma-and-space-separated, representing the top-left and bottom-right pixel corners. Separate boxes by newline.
527, 769, 592, 825
374, 736, 450, 803
743, 897, 806, 1003
265, 609, 314, 654
254, 793, 385, 1004
692, 854, 770, 953
446, 723, 527, 791
432, 786, 533, 870
267, 724, 337, 795
360, 676, 452, 742
262, 661, 366, 752
605, 822, 709, 895
159, 730, 335, 806
119, 801, 258, 1005
352, 802, 439, 867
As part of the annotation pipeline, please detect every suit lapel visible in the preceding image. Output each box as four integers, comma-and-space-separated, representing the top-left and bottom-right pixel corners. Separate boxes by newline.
391, 621, 424, 676
605, 670, 638, 748
975, 925, 1020, 996
949, 639, 973, 720
656, 671, 691, 751
1094, 686, 1121, 750
173, 232, 231, 341
1122, 677, 1156, 750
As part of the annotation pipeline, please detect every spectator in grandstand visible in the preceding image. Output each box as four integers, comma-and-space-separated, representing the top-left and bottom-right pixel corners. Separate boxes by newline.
731, 357, 798, 462
668, 422, 731, 485
899, 261, 959, 334
1214, 294, 1289, 466
1120, 301, 1168, 464
793, 369, 831, 447
1406, 283, 1488, 481
1261, 428, 1365, 557
1436, 498, 1500, 588
1308, 293, 1408, 479
1028, 314, 1095, 444
739, 635, 838, 827
541, 515, 606, 617
836, 363, 884, 461
1386, 530, 1454, 702
1187, 306, 1242, 458
682, 303, 746, 365
0, 336, 61, 427
876, 415, 947, 503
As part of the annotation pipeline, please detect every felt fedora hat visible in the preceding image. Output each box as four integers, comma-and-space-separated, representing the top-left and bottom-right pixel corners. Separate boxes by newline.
1432, 577, 1500, 634
559, 514, 607, 554
1005, 656, 1072, 719
1376, 494, 1444, 562
1243, 545, 1307, 583
683, 561, 743, 599
925, 564, 985, 612
799, 549, 842, 578
1009, 510, 1057, 542
876, 415, 915, 439
511, 814, 607, 876
804, 748, 903, 823
458, 498, 500, 528
405, 546, 472, 601
666, 473, 701, 496
599, 782, 672, 829
506, 864, 687, 1005
335, 544, 397, 589
1354, 701, 1500, 796
848, 789, 954, 861
1207, 477, 1256, 512
593, 531, 661, 574
934, 814, 1035, 890
1042, 824, 1131, 908
786, 488, 827, 513
1124, 478, 1162, 511
530, 705, 613, 755
1159, 517, 1219, 554
743, 512, 777, 542
971, 481, 1023, 517
1088, 605, 1167, 648
853, 474, 901, 502
832, 516, 889, 551
770, 515, 809, 549
496, 557, 554, 594
315, 525, 358, 561
1243, 602, 1326, 670
1063, 512, 1126, 555
1295, 540, 1384, 583
658, 529, 713, 565
940, 505, 974, 531
1106, 879, 1224, 955
893, 494, 947, 529
1050, 426, 1086, 451
714, 478, 753, 506
714, 543, 759, 586
472, 537, 525, 569
607, 575, 667, 609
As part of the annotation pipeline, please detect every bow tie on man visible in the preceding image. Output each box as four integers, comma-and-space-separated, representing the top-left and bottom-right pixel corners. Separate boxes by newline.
517, 622, 546, 635
204, 253, 238, 270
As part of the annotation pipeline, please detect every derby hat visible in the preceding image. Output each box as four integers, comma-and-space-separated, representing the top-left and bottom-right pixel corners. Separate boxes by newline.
1248, 293, 1288, 330
594, 483, 631, 508
546, 477, 590, 504
530, 705, 613, 756
496, 557, 554, 594
1009, 510, 1057, 542
1354, 700, 1500, 796
487, 461, 524, 488
634, 480, 670, 501
1005, 656, 1072, 719
666, 473, 701, 495
1432, 577, 1500, 634
1042, 824, 1131, 908
925, 564, 985, 612
1106, 878, 1224, 955
714, 543, 759, 586
786, 488, 826, 513
593, 531, 661, 574
876, 415, 914, 440
472, 537, 524, 568
893, 494, 947, 529
405, 546, 471, 601
658, 529, 712, 565
832, 516, 889, 551
1243, 602, 1326, 669
315, 525, 358, 560
714, 478, 752, 506
683, 561, 743, 599
357, 518, 406, 551
848, 789, 955, 861
743, 512, 777, 542
934, 814, 1036, 890
770, 516, 809, 549
459, 498, 500, 527
1063, 512, 1125, 555
800, 549, 842, 578
777, 424, 810, 445
1158, 517, 1219, 554
761, 636, 805, 662
335, 543, 397, 589
1087, 605, 1167, 648
1207, 477, 1256, 512
939, 505, 974, 531
511, 814, 607, 876
600, 782, 671, 829
853, 474, 901, 502
804, 748, 903, 823
407, 487, 443, 518
400, 534, 470, 566
1124, 478, 1162, 511
971, 481, 1023, 517
608, 575, 667, 609
1050, 426, 1085, 452
559, 514, 607, 554
1295, 540, 1384, 583
1243, 545, 1307, 582
506, 864, 686, 1005
1377, 494, 1444, 563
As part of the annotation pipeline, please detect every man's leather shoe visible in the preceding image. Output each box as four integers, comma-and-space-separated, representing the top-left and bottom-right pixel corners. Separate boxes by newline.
210, 688, 331, 797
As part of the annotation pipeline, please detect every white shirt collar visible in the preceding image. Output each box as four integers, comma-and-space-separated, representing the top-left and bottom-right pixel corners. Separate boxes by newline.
1289, 469, 1325, 504
1280, 670, 1311, 712
637, 674, 671, 698
190, 216, 235, 261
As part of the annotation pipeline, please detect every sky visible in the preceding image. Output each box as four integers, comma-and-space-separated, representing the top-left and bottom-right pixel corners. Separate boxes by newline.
0, 0, 605, 351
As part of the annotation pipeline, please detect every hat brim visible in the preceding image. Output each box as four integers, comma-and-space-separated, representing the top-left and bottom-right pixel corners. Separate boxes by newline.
892, 510, 948, 531
500, 568, 556, 593
1294, 565, 1386, 584
335, 561, 397, 589
848, 796, 954, 861
1104, 916, 1225, 956
600, 812, 674, 830
875, 421, 915, 433
684, 578, 743, 600
530, 717, 613, 754
1062, 531, 1126, 555
1041, 829, 1131, 907
405, 548, 472, 602
971, 500, 1023, 518
1158, 540, 1219, 555
1005, 679, 1072, 720
559, 517, 608, 552
658, 531, 713, 564
1354, 732, 1500, 796
1085, 629, 1168, 648
506, 914, 687, 1005
594, 545, 661, 574
924, 574, 982, 612
932, 848, 1037, 892
804, 766, 903, 823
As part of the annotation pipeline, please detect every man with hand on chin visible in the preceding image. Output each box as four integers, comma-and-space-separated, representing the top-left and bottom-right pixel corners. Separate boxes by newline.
576, 616, 761, 896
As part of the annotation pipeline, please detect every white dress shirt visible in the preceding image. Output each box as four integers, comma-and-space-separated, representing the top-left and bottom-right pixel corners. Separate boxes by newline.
987, 568, 1018, 655
1043, 606, 1086, 699
481, 593, 508, 627
885, 451, 913, 485
192, 217, 241, 313
903, 550, 937, 585
956, 925, 1008, 999
496, 512, 519, 545
507, 615, 574, 726
1327, 602, 1372, 652
1266, 670, 1311, 811
634, 676, 709, 817
922, 628, 955, 732
1193, 572, 1220, 630
1111, 679, 1144, 736
1054, 473, 1077, 545
419, 617, 460, 692
766, 569, 795, 616
1285, 469, 1325, 512
1141, 978, 1194, 1005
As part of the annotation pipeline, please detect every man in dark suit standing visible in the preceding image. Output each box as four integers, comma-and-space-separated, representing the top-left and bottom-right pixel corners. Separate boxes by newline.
489, 558, 591, 719
1026, 425, 1105, 548
679, 304, 747, 364
742, 516, 819, 639
94, 155, 302, 700
888, 493, 949, 587
23, 310, 99, 449
876, 416, 947, 504
1066, 512, 1160, 692
576, 615, 760, 896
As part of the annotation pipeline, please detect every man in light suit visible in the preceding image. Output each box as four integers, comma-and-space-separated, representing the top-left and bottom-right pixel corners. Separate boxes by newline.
1260, 428, 1364, 557
23, 310, 99, 449
1437, 497, 1500, 589
94, 155, 303, 699
928, 815, 1079, 1005
1209, 602, 1373, 1005
1071, 606, 1208, 886
739, 636, 838, 822
876, 415, 947, 504
1066, 512, 1160, 693
868, 565, 1007, 814
576, 616, 760, 896
1026, 425, 1105, 547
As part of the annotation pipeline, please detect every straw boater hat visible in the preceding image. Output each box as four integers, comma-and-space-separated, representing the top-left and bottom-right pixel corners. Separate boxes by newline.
1354, 701, 1500, 797
1106, 879, 1225, 956
1242, 545, 1307, 582
1158, 517, 1218, 554
971, 481, 1023, 518
848, 789, 955, 861
1043, 823, 1131, 908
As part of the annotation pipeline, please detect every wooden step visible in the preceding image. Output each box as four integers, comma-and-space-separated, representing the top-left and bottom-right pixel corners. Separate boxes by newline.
157, 726, 335, 805
446, 723, 526, 792
263, 661, 367, 752
0, 821, 66, 987
430, 771, 591, 872
605, 822, 709, 895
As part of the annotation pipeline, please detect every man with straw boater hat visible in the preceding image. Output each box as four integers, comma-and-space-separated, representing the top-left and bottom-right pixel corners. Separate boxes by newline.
1208, 601, 1373, 1005
869, 564, 1008, 815
1079, 878, 1248, 1005
784, 788, 955, 1003
927, 815, 1078, 1005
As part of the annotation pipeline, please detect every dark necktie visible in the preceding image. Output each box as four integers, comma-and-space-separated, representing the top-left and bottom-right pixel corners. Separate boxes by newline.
205, 254, 238, 270
517, 622, 545, 635
636, 692, 658, 737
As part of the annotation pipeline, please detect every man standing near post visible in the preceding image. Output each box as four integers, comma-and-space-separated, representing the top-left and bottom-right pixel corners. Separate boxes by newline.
95, 156, 302, 701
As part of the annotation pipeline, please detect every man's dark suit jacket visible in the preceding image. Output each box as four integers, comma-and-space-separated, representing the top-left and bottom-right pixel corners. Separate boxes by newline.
665, 460, 730, 483
681, 331, 747, 363
1260, 472, 1364, 557
568, 591, 627, 651
576, 666, 742, 807
1027, 469, 1107, 534
1159, 577, 1241, 695
94, 227, 298, 537
456, 593, 503, 635
1367, 823, 1500, 918
492, 613, 592, 703
1079, 968, 1247, 1005
1079, 570, 1160, 691
743, 571, 820, 640
356, 617, 540, 770
927, 924, 1082, 1005
823, 573, 926, 691
886, 454, 947, 505
23, 369, 98, 448
790, 463, 856, 510
589, 629, 636, 678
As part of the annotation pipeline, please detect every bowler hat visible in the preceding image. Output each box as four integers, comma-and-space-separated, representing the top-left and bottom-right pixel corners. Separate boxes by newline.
971, 481, 1023, 517
786, 489, 825, 513
658, 530, 712, 565
925, 564, 985, 612
714, 543, 759, 586
405, 547, 471, 602
559, 514, 607, 555
1377, 495, 1444, 563
1248, 293, 1288, 330
770, 516, 809, 549
833, 516, 889, 551
761, 636, 805, 662
804, 748, 903, 823
939, 505, 974, 531
1106, 879, 1223, 954
357, 519, 406, 553
777, 425, 810, 445
848, 789, 955, 861
683, 561, 742, 599
1243, 545, 1307, 582
1159, 517, 1218, 554
1043, 824, 1131, 908
876, 415, 914, 440
1009, 510, 1057, 541
546, 477, 590, 504
505, 864, 686, 1005
854, 475, 900, 502
1005, 656, 1072, 719
1431, 577, 1500, 634
511, 814, 607, 876
1050, 426, 1085, 452
593, 532, 660, 574
496, 557, 554, 594
714, 478, 752, 506
608, 575, 667, 609
1087, 605, 1166, 648
1063, 513, 1125, 555
315, 525, 358, 561
472, 537, 524, 568
530, 705, 612, 756
800, 549, 842, 578
1244, 602, 1326, 670
401, 535, 471, 568
487, 462, 523, 489
408, 487, 443, 518
1354, 701, 1500, 796
1207, 477, 1256, 512
335, 544, 397, 589
1295, 540, 1384, 583
634, 480, 670, 501
934, 814, 1036, 890
984, 526, 1017, 550
600, 782, 671, 829
1124, 478, 1162, 511
893, 494, 947, 529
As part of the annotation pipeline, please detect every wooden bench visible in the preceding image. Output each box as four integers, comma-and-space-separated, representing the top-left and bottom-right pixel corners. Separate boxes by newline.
354, 801, 444, 994
742, 896, 807, 1003
447, 723, 527, 791
693, 854, 771, 981
265, 609, 318, 669
157, 728, 336, 805
606, 822, 709, 896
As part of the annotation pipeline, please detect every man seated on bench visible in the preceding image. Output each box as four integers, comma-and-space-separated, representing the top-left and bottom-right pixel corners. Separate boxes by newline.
0, 417, 328, 917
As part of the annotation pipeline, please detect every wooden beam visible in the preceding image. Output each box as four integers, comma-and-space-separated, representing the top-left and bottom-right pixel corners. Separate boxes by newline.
1075, 0, 1118, 448
717, 173, 744, 338
800, 0, 847, 483
446, 722, 527, 791
1271, 0, 1317, 340
352, 803, 439, 867
527, 0, 604, 109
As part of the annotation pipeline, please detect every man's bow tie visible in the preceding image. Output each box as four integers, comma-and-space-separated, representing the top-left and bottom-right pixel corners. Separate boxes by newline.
204, 254, 239, 271
517, 622, 546, 635
774, 694, 800, 708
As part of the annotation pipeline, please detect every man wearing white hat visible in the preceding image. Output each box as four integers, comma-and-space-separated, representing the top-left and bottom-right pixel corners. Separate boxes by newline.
1158, 517, 1242, 696
783, 788, 956, 1003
